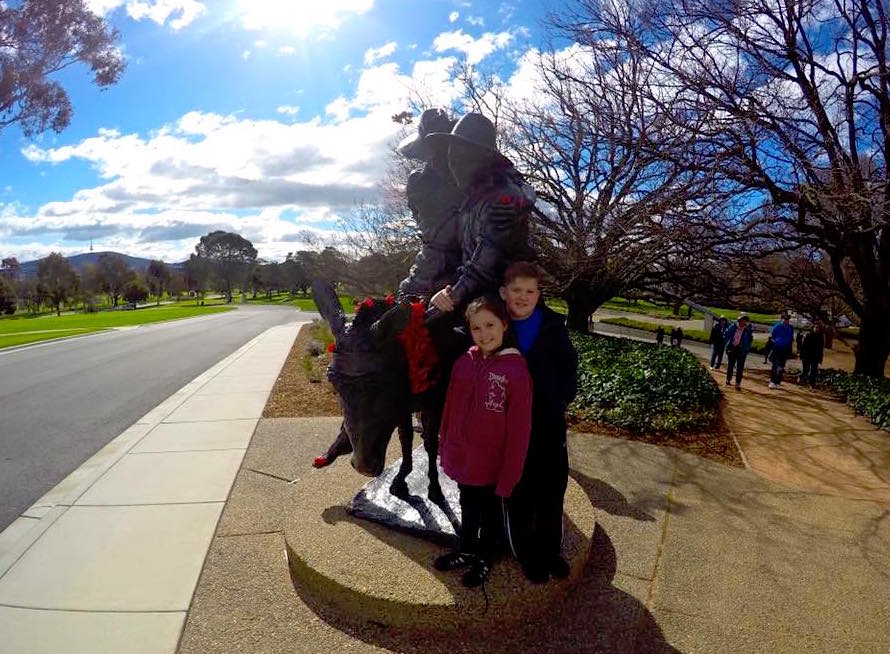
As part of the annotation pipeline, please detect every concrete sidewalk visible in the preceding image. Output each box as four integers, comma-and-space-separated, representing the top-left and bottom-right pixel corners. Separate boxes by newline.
176, 417, 890, 654
0, 320, 304, 654
3, 318, 890, 653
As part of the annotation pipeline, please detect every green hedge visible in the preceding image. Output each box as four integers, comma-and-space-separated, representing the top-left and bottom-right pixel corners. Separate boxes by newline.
816, 369, 890, 432
568, 332, 722, 433
598, 316, 771, 355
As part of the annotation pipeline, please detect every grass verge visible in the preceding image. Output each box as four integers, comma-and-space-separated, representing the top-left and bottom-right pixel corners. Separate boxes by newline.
0, 304, 233, 349
244, 292, 355, 313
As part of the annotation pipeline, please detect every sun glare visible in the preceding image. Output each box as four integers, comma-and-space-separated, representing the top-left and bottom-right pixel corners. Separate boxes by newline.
239, 0, 374, 36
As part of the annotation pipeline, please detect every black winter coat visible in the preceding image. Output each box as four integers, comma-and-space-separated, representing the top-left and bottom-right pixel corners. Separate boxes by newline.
520, 305, 578, 453
800, 331, 825, 363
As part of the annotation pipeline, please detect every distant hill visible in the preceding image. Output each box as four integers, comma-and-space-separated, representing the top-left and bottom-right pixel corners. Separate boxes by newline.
19, 252, 184, 278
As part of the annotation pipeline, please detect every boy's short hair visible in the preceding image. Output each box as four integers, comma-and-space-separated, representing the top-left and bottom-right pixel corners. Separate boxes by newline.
503, 261, 542, 286
465, 294, 510, 323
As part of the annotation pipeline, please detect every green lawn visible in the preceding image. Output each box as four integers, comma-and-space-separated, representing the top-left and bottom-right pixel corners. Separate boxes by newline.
245, 292, 355, 313
548, 296, 780, 325
0, 304, 233, 349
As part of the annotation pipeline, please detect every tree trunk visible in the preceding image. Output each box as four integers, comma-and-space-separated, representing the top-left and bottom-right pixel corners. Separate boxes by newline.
853, 312, 890, 377
564, 279, 613, 333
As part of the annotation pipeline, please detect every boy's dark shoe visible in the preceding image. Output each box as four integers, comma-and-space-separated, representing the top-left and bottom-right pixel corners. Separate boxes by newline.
548, 555, 570, 580
521, 561, 549, 584
461, 559, 491, 588
433, 551, 474, 571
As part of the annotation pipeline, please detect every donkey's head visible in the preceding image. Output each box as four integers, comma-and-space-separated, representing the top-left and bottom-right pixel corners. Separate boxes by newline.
312, 280, 411, 476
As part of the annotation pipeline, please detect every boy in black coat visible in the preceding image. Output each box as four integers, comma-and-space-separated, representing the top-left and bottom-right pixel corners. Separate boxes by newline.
501, 262, 579, 583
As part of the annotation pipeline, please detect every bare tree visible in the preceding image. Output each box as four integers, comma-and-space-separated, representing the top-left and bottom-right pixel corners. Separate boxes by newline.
565, 0, 890, 373
459, 36, 719, 331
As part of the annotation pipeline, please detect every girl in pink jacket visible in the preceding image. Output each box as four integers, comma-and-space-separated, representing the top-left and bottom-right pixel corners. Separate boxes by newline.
434, 295, 533, 588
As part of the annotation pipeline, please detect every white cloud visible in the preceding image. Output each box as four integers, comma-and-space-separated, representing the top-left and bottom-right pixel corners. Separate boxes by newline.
127, 0, 205, 30
278, 45, 297, 55
432, 29, 513, 64
363, 41, 397, 66
241, 50, 251, 59
239, 0, 374, 38
88, 1, 206, 30
449, 11, 459, 22
8, 54, 466, 262
467, 15, 484, 27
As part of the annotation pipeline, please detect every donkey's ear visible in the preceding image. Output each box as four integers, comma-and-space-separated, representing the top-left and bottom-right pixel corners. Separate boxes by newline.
311, 279, 347, 339
370, 302, 412, 346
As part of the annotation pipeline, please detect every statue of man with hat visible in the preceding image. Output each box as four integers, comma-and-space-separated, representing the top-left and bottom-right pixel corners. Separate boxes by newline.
425, 112, 537, 315
395, 108, 465, 302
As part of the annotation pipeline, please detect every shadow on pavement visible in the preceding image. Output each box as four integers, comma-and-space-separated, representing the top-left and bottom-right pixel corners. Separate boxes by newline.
287, 492, 681, 653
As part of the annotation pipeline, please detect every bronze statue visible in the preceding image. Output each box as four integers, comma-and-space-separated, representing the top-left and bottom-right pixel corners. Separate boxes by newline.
427, 112, 537, 316
396, 108, 464, 302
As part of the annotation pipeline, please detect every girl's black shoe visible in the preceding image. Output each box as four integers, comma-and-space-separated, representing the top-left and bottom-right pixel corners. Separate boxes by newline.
433, 551, 474, 571
521, 561, 549, 584
549, 555, 570, 580
461, 559, 491, 588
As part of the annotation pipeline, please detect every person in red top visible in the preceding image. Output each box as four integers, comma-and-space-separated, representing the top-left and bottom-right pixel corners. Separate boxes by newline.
434, 294, 533, 588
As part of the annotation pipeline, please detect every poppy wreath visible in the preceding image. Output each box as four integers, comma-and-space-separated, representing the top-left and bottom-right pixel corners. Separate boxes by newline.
397, 302, 439, 394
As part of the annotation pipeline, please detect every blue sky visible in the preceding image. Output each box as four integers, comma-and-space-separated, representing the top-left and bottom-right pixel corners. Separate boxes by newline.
0, 0, 559, 264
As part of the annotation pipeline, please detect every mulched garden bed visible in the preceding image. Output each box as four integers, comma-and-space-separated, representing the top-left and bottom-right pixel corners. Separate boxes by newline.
268, 323, 744, 468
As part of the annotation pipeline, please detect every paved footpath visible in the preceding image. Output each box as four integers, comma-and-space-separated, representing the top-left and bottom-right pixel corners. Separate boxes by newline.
2, 320, 890, 653
715, 368, 890, 504
0, 320, 305, 654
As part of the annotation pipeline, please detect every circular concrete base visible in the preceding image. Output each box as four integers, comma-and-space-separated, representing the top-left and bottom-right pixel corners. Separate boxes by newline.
284, 460, 596, 634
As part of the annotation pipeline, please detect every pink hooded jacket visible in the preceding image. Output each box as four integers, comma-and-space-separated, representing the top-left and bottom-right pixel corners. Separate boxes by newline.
439, 346, 533, 498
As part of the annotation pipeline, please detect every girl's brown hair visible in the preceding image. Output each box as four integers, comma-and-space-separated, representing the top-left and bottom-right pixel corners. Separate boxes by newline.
465, 294, 510, 323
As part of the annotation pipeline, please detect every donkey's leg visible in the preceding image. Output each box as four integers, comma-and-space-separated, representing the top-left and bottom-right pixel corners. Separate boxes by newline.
312, 421, 353, 468
422, 409, 445, 504
389, 411, 414, 497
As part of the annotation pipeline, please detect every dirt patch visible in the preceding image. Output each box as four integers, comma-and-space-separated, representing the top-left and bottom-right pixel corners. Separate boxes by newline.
569, 417, 744, 468
267, 324, 743, 468
263, 322, 340, 418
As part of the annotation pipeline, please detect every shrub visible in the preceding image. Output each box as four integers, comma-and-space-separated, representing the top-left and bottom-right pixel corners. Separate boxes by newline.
816, 369, 890, 432
569, 332, 722, 433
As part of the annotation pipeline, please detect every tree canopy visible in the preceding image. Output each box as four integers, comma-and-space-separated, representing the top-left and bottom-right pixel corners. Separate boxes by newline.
1, 0, 125, 137
194, 231, 258, 302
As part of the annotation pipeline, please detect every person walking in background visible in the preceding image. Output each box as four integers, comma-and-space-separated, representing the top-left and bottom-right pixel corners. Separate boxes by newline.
799, 323, 825, 387
763, 335, 774, 363
769, 313, 794, 389
670, 326, 683, 347
796, 329, 804, 356
709, 316, 728, 370
656, 325, 665, 345
723, 314, 753, 390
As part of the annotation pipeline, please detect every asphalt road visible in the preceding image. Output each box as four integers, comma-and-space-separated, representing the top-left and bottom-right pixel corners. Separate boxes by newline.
0, 305, 304, 532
